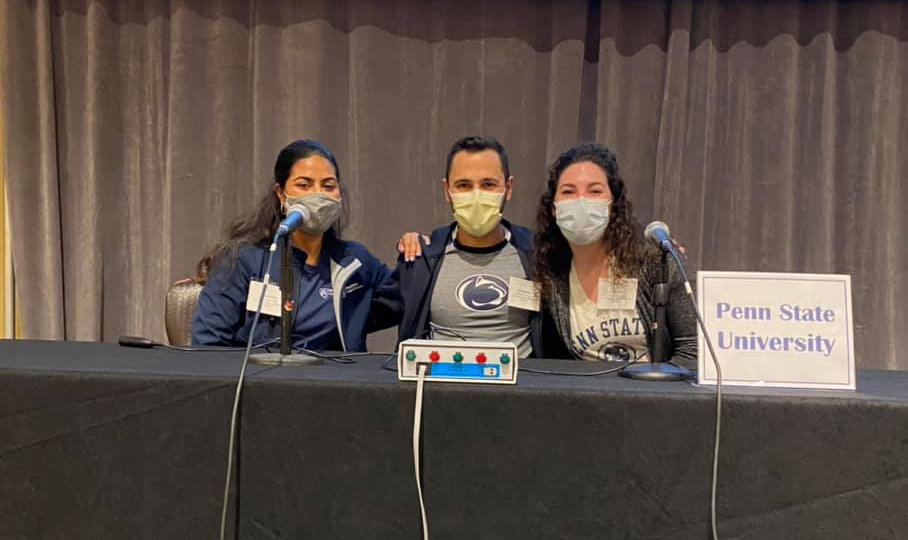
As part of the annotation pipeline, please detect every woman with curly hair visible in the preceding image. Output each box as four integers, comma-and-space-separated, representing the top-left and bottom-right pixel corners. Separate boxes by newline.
534, 143, 696, 367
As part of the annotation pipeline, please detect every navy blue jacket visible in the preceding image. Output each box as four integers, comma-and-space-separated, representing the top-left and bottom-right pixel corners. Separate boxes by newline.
192, 232, 400, 352
395, 220, 570, 359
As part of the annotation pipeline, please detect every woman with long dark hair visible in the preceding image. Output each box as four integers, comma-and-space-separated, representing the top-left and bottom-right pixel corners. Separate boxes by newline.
534, 143, 696, 366
191, 139, 399, 351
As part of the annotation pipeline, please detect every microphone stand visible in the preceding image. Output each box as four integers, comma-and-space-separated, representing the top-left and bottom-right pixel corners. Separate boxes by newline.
249, 235, 322, 366
620, 250, 690, 381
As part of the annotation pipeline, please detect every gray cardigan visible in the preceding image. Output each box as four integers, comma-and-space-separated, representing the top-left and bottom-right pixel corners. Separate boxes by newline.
547, 246, 698, 368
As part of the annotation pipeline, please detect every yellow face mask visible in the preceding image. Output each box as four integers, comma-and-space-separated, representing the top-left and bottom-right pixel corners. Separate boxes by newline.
450, 189, 505, 237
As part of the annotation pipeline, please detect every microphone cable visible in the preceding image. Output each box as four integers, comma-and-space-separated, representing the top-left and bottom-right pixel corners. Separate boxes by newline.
118, 335, 280, 352
412, 364, 430, 540
518, 356, 645, 377
218, 237, 279, 540
668, 249, 723, 540
214, 232, 364, 538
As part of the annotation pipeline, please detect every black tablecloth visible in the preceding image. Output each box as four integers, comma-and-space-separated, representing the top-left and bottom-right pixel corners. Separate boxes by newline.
3, 340, 908, 539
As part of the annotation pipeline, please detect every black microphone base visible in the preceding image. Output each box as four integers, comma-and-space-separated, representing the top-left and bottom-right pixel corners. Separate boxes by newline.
248, 352, 323, 366
620, 362, 691, 381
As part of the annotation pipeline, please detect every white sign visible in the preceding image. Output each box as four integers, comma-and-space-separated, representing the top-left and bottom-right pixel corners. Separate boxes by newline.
697, 271, 855, 390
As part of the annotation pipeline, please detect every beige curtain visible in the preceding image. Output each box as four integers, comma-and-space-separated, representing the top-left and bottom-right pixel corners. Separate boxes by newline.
0, 4, 12, 338
3, 0, 907, 368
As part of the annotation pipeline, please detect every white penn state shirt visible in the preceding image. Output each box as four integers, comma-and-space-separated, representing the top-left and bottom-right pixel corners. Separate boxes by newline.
568, 264, 648, 362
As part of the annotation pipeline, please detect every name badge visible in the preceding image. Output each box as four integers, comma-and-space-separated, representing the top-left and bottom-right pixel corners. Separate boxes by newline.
597, 278, 638, 311
246, 280, 282, 317
508, 277, 541, 312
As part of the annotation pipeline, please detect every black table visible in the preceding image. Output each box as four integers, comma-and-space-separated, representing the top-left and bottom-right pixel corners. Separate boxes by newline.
2, 340, 908, 539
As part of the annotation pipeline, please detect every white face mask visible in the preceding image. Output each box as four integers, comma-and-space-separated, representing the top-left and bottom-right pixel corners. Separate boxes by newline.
449, 189, 505, 237
554, 197, 611, 245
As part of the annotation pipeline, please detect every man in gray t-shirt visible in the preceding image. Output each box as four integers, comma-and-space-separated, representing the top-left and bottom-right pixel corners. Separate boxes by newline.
395, 136, 568, 359
429, 234, 532, 358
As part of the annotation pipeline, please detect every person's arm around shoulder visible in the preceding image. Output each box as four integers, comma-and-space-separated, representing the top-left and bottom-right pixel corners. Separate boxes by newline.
397, 231, 432, 262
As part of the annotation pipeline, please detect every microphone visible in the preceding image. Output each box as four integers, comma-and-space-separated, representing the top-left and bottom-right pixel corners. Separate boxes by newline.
276, 204, 310, 238
644, 221, 675, 253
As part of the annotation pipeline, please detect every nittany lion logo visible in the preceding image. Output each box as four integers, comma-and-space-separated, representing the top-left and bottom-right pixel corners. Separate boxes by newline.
595, 342, 637, 362
455, 274, 509, 311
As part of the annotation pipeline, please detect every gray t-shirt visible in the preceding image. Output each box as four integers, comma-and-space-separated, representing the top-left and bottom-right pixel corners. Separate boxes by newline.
429, 238, 532, 358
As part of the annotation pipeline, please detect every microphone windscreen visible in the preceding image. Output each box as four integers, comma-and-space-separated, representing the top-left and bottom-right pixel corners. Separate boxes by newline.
286, 204, 310, 221
644, 221, 671, 241
276, 204, 311, 237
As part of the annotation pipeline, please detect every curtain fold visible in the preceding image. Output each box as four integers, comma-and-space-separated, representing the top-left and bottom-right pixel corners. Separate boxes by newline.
0, 1, 8, 337
3, 0, 907, 368
645, 2, 908, 369
0, 79, 11, 338
3, 0, 65, 339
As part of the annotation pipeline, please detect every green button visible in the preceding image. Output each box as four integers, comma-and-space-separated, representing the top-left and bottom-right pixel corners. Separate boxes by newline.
405, 350, 416, 361
500, 353, 511, 364
453, 352, 464, 363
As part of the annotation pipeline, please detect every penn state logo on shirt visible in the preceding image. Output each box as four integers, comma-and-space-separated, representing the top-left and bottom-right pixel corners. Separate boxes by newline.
455, 274, 509, 311
318, 282, 363, 299
595, 342, 637, 362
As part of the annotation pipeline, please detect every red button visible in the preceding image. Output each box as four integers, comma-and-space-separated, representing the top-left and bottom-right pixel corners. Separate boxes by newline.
476, 353, 487, 363
429, 351, 440, 362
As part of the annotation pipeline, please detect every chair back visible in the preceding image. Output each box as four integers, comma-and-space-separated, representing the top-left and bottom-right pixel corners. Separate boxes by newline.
165, 278, 204, 347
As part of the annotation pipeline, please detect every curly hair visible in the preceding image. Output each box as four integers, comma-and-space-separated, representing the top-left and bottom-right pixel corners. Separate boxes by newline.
534, 143, 651, 301
196, 139, 349, 282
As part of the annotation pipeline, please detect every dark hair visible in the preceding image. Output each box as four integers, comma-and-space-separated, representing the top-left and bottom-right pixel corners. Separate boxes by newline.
445, 135, 510, 180
533, 143, 650, 301
196, 139, 349, 281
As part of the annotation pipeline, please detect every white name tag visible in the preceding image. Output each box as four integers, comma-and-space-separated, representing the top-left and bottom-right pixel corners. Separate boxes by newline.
597, 278, 638, 311
508, 277, 541, 312
246, 280, 282, 317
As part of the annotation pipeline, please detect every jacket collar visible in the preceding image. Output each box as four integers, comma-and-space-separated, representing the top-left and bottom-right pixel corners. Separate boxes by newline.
320, 229, 358, 267
423, 219, 527, 258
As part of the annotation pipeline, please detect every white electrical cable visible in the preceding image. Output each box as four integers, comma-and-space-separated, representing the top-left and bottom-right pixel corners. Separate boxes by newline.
673, 253, 722, 540
413, 363, 429, 540
694, 287, 723, 540
219, 240, 278, 540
